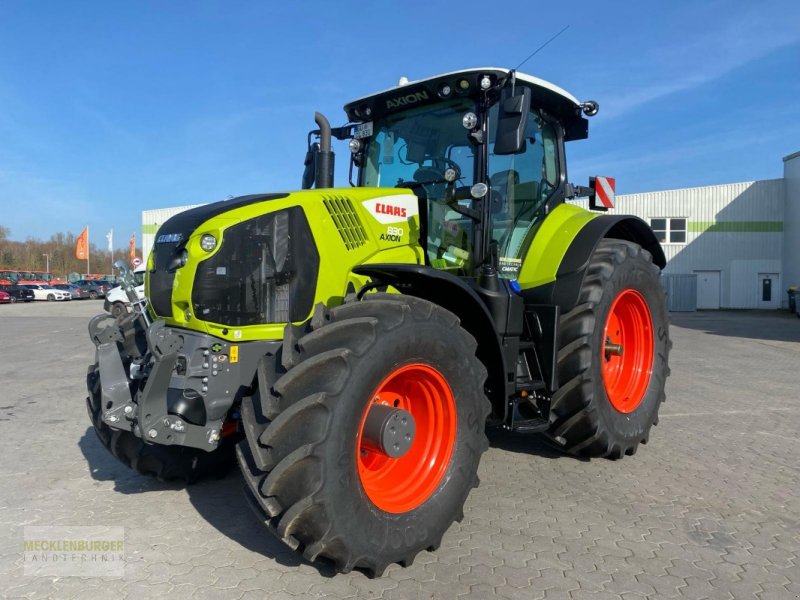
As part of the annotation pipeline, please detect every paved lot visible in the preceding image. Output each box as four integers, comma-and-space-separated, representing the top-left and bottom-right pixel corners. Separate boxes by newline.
1, 301, 798, 599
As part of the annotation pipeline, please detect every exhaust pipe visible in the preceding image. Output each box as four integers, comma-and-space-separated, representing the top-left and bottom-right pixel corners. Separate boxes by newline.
314, 112, 335, 188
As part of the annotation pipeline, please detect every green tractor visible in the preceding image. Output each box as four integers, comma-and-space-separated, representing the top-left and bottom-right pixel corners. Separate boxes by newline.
87, 68, 670, 576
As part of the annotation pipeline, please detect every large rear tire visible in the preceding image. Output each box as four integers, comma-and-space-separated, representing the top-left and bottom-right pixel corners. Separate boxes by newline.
86, 363, 238, 483
546, 239, 671, 458
237, 294, 490, 576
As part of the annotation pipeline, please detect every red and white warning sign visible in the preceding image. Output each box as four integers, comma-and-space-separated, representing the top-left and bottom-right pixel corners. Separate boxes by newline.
593, 176, 615, 209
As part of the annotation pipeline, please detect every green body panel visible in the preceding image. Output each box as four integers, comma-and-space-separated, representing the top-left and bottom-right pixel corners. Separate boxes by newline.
516, 203, 599, 290
146, 187, 424, 342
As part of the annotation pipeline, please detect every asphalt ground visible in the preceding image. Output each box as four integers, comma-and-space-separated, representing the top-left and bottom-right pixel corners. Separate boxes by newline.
0, 301, 798, 599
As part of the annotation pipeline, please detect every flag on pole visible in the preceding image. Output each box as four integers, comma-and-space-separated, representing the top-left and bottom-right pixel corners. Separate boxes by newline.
106, 229, 113, 252
129, 233, 136, 262
75, 227, 89, 260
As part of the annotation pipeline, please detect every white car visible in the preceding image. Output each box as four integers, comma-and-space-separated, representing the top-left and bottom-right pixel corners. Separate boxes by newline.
105, 264, 146, 318
22, 284, 72, 301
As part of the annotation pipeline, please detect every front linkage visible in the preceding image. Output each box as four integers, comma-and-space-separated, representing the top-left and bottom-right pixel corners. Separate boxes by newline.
86, 266, 277, 456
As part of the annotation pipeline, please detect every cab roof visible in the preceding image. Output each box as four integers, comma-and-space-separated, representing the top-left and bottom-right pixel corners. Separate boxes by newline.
343, 67, 589, 141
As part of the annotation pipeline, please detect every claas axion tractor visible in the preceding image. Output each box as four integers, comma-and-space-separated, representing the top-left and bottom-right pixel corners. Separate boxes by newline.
86, 68, 670, 576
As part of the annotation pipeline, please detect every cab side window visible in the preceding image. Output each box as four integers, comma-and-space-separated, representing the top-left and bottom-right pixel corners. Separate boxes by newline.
488, 104, 558, 276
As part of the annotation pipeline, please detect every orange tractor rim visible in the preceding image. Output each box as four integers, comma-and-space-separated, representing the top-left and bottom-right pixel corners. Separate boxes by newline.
356, 363, 457, 513
601, 288, 654, 413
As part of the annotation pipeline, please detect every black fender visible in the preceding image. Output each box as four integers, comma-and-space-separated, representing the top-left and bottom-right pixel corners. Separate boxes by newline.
351, 264, 508, 417
522, 214, 666, 313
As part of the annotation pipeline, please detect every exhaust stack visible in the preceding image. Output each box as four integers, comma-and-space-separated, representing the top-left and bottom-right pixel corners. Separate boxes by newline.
314, 112, 335, 188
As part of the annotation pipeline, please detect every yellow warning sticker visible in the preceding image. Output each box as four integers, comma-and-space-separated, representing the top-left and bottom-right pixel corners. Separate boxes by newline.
229, 346, 239, 363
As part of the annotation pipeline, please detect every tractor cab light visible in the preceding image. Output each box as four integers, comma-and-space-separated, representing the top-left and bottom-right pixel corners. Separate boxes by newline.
462, 112, 478, 130
480, 75, 492, 90
470, 182, 488, 199
349, 139, 362, 153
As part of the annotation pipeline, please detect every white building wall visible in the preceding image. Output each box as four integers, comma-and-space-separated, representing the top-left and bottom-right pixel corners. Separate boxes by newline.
142, 205, 202, 263
783, 152, 800, 295
575, 179, 785, 309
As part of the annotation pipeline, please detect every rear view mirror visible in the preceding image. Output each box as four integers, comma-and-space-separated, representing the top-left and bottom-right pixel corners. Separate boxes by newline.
494, 86, 531, 155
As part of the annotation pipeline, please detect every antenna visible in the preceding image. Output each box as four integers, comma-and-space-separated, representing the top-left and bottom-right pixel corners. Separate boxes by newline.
514, 25, 570, 71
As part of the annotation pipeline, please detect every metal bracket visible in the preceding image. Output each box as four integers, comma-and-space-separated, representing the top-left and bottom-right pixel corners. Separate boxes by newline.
88, 314, 124, 347
96, 341, 134, 426
146, 320, 183, 360
137, 320, 221, 450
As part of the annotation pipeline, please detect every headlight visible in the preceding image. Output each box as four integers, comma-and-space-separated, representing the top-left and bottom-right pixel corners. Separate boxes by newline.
200, 234, 217, 252
462, 112, 478, 130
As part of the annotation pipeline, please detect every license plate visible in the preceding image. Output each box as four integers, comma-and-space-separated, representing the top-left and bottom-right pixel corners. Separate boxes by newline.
354, 121, 373, 139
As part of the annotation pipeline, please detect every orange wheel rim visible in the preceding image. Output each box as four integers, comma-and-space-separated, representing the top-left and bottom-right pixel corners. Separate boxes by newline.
601, 289, 654, 413
356, 363, 457, 513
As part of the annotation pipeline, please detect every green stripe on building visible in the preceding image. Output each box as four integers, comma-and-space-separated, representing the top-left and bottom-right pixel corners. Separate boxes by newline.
142, 223, 159, 234
688, 221, 783, 233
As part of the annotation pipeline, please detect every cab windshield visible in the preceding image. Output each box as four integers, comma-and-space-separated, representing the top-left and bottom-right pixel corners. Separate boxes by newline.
359, 89, 561, 279
361, 98, 477, 273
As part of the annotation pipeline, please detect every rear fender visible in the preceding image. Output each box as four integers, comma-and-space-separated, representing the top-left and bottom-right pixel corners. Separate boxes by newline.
521, 214, 665, 312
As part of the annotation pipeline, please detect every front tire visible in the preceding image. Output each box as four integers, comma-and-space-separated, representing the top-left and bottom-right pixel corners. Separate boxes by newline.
237, 294, 490, 576
546, 239, 671, 458
47, 294, 54, 301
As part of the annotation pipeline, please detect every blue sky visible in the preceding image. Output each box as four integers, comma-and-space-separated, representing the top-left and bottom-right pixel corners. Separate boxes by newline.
1, 0, 799, 247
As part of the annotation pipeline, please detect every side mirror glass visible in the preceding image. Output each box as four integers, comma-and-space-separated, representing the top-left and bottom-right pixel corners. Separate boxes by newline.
493, 86, 531, 155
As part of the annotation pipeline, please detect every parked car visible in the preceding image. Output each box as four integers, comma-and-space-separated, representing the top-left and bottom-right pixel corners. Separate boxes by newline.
0, 290, 10, 304
21, 284, 71, 301
104, 265, 145, 317
0, 284, 35, 303
72, 280, 111, 298
54, 283, 92, 299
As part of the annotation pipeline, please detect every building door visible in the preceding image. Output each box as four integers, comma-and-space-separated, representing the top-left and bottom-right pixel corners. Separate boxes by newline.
695, 270, 721, 309
757, 273, 779, 309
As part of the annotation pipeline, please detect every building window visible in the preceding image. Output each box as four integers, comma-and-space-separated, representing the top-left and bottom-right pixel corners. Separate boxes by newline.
650, 218, 687, 244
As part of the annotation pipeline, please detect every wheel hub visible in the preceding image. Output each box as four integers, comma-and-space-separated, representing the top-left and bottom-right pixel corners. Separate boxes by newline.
361, 403, 416, 458
356, 363, 457, 514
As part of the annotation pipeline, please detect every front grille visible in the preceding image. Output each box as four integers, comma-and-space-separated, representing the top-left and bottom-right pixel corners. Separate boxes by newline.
323, 195, 367, 251
192, 207, 319, 326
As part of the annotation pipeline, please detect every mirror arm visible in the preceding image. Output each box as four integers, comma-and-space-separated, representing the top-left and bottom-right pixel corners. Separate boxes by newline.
565, 183, 594, 199
444, 184, 482, 220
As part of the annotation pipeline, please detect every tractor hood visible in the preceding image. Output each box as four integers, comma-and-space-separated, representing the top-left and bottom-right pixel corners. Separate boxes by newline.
146, 188, 424, 342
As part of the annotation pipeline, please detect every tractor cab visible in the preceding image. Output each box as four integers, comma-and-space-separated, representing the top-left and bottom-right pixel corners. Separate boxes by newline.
306, 68, 598, 280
